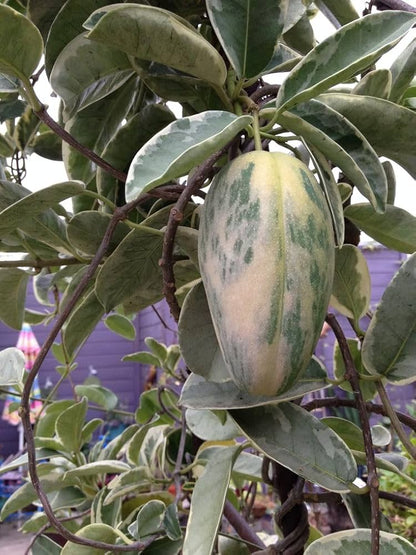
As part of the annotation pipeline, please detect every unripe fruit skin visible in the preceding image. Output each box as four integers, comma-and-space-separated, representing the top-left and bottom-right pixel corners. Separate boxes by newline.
198, 151, 335, 396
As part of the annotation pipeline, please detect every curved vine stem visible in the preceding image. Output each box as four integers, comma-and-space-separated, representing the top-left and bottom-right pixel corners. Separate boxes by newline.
326, 313, 380, 555
376, 381, 416, 460
19, 77, 127, 183
160, 144, 231, 322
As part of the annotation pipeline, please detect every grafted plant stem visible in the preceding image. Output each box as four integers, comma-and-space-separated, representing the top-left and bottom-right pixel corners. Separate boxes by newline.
326, 313, 380, 555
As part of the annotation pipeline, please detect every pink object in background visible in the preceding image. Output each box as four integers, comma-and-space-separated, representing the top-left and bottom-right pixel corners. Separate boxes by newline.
2, 323, 42, 428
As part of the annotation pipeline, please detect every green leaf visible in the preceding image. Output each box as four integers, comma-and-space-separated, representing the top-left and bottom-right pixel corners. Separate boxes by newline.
283, 13, 315, 55
260, 43, 301, 75
0, 180, 75, 254
342, 492, 393, 533
67, 211, 130, 256
344, 203, 416, 254
383, 161, 396, 204
320, 93, 416, 178
50, 33, 134, 118
276, 11, 416, 114
65, 461, 131, 479
81, 418, 103, 445
96, 104, 175, 203
122, 351, 161, 366
95, 227, 164, 312
0, 475, 77, 520
0, 5, 43, 81
352, 69, 392, 99
174, 227, 199, 270
0, 74, 20, 92
31, 130, 63, 161
27, 0, 65, 41
206, 0, 287, 78
163, 503, 182, 541
183, 445, 240, 555
141, 537, 182, 555
321, 417, 364, 452
0, 268, 29, 329
218, 536, 250, 555
315, 0, 359, 26
0, 347, 25, 386
276, 99, 387, 211
307, 145, 344, 245
304, 529, 416, 554
61, 523, 121, 554
44, 0, 116, 77
331, 245, 371, 322
185, 409, 240, 441
104, 314, 136, 340
55, 397, 88, 453
63, 77, 138, 185
74, 384, 118, 411
333, 338, 378, 402
35, 400, 75, 438
145, 338, 168, 363
135, 389, 180, 426
63, 291, 105, 358
389, 37, 416, 103
231, 403, 357, 492
31, 535, 62, 555
362, 252, 416, 384
180, 359, 328, 410
129, 500, 165, 540
125, 111, 252, 200
105, 467, 152, 503
197, 446, 263, 483
100, 424, 139, 461
283, 0, 308, 33
0, 98, 25, 122
371, 425, 391, 447
85, 4, 227, 86
0, 449, 59, 475
178, 281, 231, 383
0, 181, 84, 239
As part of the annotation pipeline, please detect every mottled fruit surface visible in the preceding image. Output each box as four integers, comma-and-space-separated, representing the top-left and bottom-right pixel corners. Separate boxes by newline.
199, 151, 335, 396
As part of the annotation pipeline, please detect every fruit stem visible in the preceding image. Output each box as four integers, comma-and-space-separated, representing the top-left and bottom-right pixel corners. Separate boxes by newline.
252, 110, 262, 151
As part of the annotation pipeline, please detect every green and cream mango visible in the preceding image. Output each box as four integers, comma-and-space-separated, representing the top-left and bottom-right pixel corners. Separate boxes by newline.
198, 151, 335, 396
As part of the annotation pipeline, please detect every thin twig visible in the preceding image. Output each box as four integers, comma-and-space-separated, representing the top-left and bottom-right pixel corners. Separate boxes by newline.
301, 397, 416, 432
376, 381, 416, 460
373, 0, 416, 12
160, 145, 230, 321
326, 313, 380, 555
223, 499, 266, 553
379, 490, 416, 509
34, 105, 127, 183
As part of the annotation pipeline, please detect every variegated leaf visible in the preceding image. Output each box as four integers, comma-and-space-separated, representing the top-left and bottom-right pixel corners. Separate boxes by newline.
362, 252, 416, 384
331, 245, 371, 322
276, 11, 416, 113
125, 111, 252, 201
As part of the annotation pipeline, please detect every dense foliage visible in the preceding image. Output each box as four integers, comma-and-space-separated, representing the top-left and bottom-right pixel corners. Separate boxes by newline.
0, 0, 416, 553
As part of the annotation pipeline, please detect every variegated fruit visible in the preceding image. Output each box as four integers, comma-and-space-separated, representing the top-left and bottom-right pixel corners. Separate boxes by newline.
198, 151, 335, 396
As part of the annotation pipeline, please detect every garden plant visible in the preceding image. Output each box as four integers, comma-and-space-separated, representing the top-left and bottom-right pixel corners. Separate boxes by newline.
0, 0, 416, 553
